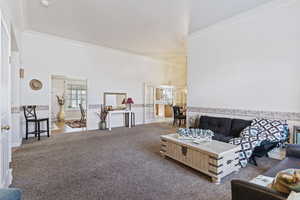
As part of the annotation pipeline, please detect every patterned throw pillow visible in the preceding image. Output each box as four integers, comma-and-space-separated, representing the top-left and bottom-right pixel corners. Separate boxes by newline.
240, 126, 260, 138
251, 118, 286, 141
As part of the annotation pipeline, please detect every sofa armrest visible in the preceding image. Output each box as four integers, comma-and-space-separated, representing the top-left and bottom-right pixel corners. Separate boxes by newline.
286, 144, 300, 158
231, 180, 286, 200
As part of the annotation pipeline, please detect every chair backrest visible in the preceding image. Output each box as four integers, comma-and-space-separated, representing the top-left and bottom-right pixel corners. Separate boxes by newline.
23, 105, 37, 120
79, 104, 86, 120
172, 106, 181, 118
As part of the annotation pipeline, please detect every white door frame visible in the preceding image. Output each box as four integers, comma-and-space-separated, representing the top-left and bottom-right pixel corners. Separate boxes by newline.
144, 83, 176, 124
0, 10, 12, 187
143, 83, 155, 124
49, 74, 89, 132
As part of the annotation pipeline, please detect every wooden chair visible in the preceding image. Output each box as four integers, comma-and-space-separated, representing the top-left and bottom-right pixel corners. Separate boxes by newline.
79, 104, 86, 123
172, 106, 186, 127
23, 105, 50, 140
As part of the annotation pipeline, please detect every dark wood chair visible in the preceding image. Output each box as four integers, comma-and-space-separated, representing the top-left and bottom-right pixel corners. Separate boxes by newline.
23, 105, 50, 140
79, 104, 86, 123
172, 106, 186, 127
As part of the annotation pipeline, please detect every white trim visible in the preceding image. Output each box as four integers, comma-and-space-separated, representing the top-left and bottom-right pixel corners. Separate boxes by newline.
12, 140, 22, 148
0, 9, 13, 188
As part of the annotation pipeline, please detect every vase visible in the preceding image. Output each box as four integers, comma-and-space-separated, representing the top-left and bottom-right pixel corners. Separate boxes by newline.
57, 105, 65, 122
99, 121, 106, 130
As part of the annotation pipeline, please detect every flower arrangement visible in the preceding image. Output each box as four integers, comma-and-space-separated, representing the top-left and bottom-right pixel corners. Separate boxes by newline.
97, 104, 108, 130
56, 95, 65, 106
97, 104, 108, 122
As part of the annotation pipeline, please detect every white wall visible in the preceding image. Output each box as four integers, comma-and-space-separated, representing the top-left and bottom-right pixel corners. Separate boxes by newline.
188, 0, 300, 113
21, 31, 174, 131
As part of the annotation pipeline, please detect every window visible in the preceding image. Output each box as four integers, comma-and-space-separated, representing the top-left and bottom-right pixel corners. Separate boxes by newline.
66, 84, 87, 109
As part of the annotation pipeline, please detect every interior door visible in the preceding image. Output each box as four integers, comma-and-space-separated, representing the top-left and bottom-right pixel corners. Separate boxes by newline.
144, 84, 156, 123
0, 14, 12, 188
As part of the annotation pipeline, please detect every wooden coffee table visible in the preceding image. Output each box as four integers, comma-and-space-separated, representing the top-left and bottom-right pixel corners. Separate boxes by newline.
160, 134, 241, 184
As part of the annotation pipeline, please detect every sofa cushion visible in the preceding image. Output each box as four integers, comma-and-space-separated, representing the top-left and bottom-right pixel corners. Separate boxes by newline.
199, 116, 232, 136
231, 119, 252, 137
263, 157, 300, 177
212, 133, 233, 143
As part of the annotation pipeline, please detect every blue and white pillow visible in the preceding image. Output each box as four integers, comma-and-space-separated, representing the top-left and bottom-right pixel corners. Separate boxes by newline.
176, 128, 214, 137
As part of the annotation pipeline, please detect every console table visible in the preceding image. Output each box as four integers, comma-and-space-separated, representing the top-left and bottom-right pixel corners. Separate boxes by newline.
107, 110, 133, 131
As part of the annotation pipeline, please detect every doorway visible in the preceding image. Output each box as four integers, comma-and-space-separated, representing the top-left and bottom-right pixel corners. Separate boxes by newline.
144, 83, 187, 124
0, 13, 12, 187
154, 86, 174, 122
50, 75, 88, 134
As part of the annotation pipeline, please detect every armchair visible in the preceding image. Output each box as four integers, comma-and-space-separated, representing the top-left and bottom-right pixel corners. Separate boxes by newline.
231, 144, 300, 200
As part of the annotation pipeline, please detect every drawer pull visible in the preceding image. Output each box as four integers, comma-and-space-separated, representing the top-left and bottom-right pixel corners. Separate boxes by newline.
227, 160, 233, 165
181, 146, 187, 156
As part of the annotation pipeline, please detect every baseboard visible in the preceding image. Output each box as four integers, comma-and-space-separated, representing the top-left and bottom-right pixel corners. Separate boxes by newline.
12, 139, 22, 148
0, 169, 12, 188
8, 169, 12, 186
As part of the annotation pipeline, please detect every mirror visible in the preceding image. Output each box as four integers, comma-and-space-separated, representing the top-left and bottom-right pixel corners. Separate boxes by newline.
104, 92, 127, 110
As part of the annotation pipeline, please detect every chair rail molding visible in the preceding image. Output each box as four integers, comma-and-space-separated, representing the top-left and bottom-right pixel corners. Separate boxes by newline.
187, 107, 300, 121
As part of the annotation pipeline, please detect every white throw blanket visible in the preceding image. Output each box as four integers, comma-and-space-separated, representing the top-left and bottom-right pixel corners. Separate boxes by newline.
229, 119, 288, 168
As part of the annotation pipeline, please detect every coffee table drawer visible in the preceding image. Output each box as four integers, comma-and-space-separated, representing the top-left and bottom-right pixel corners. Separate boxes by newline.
167, 142, 188, 163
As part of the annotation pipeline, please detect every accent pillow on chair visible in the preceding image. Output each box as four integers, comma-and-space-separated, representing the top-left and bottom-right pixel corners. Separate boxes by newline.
272, 169, 300, 194
0, 188, 21, 200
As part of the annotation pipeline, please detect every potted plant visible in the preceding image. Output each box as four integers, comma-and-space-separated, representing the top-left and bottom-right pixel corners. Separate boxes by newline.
97, 104, 108, 130
56, 95, 65, 122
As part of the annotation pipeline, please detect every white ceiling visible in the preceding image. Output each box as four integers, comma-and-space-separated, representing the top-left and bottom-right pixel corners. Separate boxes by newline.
24, 0, 188, 58
23, 0, 273, 61
190, 0, 273, 33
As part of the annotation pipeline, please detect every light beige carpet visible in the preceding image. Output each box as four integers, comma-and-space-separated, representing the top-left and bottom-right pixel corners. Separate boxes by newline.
11, 123, 279, 200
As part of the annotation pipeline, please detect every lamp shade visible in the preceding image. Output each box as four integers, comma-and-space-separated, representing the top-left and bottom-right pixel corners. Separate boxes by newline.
122, 98, 127, 104
126, 98, 134, 104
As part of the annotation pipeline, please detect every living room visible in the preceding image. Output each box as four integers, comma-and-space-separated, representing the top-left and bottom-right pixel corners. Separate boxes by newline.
1, 0, 300, 200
